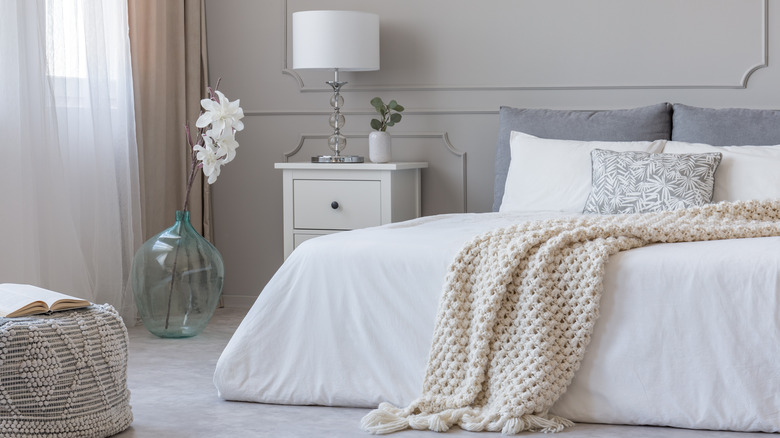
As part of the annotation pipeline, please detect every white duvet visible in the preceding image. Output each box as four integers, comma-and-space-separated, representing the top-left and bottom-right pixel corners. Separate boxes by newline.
214, 212, 780, 433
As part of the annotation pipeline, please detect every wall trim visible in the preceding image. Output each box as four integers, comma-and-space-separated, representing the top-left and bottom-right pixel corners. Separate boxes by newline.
243, 109, 500, 117
282, 0, 768, 92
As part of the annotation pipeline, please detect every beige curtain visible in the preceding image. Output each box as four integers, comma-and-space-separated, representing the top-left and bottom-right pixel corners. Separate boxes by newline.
127, 0, 213, 241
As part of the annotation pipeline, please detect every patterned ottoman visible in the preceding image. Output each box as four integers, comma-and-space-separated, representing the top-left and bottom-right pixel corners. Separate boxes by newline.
0, 304, 132, 437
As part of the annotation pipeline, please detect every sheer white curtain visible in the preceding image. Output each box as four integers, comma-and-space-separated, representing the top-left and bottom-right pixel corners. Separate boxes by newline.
0, 0, 141, 323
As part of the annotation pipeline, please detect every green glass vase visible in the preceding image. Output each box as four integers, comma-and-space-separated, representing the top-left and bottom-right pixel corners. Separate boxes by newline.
131, 210, 224, 338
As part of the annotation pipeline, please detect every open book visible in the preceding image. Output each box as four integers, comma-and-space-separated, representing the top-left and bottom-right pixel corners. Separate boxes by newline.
0, 283, 90, 317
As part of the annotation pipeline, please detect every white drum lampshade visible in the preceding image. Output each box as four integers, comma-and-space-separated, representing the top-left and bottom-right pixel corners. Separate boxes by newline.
292, 10, 380, 162
292, 10, 380, 71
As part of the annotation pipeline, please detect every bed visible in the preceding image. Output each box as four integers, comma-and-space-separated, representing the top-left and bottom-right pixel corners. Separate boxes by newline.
214, 103, 780, 434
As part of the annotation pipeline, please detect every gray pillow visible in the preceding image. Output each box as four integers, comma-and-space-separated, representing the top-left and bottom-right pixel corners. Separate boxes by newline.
493, 103, 673, 211
672, 104, 780, 146
583, 149, 722, 215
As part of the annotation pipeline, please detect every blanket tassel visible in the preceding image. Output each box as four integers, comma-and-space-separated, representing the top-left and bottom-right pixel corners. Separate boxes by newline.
361, 403, 412, 435
497, 414, 574, 434
462, 411, 574, 434
362, 403, 472, 434
362, 403, 574, 435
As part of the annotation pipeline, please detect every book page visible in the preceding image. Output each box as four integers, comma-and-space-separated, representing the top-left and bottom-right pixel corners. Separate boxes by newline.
0, 284, 89, 316
0, 288, 44, 317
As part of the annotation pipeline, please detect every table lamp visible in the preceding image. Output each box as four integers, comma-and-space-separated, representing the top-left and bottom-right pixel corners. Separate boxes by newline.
293, 10, 380, 163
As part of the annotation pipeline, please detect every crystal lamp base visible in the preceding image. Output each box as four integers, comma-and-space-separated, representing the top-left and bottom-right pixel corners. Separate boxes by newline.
312, 155, 365, 163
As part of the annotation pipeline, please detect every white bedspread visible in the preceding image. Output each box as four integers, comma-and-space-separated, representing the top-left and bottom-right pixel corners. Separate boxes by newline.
214, 212, 780, 433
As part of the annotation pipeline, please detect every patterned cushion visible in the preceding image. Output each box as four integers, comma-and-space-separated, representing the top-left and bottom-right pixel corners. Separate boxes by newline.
583, 149, 722, 214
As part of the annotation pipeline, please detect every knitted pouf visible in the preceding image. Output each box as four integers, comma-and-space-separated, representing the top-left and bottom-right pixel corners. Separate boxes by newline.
0, 304, 132, 437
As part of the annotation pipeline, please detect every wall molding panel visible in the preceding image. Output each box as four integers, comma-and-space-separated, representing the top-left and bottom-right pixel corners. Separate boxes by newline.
284, 0, 768, 92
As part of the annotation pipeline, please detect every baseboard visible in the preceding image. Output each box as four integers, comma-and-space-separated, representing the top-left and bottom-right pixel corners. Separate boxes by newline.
221, 295, 257, 309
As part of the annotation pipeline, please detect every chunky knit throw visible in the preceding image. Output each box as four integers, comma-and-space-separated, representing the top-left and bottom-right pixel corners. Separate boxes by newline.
362, 200, 780, 435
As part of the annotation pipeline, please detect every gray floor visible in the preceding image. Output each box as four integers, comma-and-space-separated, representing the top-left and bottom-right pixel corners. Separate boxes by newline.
114, 307, 775, 438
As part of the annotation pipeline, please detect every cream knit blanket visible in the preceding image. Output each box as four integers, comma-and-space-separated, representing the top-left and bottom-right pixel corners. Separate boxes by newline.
362, 200, 780, 435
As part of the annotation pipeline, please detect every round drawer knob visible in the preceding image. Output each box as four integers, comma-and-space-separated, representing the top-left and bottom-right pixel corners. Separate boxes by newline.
330, 201, 339, 210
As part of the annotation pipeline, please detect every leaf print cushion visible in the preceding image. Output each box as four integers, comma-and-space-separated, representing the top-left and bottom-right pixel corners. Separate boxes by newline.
583, 149, 722, 214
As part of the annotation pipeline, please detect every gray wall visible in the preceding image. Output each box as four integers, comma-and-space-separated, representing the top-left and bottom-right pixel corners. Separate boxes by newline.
205, 0, 780, 307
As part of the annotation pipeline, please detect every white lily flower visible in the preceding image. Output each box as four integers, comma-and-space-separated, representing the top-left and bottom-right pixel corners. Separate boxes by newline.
196, 90, 245, 136
194, 137, 222, 184
214, 130, 239, 164
180, 83, 242, 213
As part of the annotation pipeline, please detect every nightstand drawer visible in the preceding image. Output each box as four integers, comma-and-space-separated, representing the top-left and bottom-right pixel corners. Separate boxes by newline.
293, 232, 330, 248
293, 179, 381, 230
277, 162, 427, 259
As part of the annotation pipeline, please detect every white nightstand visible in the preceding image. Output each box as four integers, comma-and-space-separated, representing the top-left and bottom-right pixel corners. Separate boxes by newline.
275, 162, 428, 258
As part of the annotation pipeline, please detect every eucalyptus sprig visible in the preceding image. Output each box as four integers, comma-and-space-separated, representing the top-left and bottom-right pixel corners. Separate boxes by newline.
370, 97, 404, 132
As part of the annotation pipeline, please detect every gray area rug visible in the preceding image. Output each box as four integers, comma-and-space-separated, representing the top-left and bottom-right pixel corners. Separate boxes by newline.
115, 307, 772, 438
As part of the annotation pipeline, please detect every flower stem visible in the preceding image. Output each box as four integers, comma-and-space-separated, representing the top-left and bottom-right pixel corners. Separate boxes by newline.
164, 236, 183, 331
182, 150, 199, 213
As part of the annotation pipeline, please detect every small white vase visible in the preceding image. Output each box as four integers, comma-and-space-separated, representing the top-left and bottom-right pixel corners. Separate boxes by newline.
369, 131, 392, 163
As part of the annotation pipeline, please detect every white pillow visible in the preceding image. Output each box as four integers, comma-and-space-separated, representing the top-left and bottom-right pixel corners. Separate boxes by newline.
499, 131, 666, 213
664, 141, 780, 202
